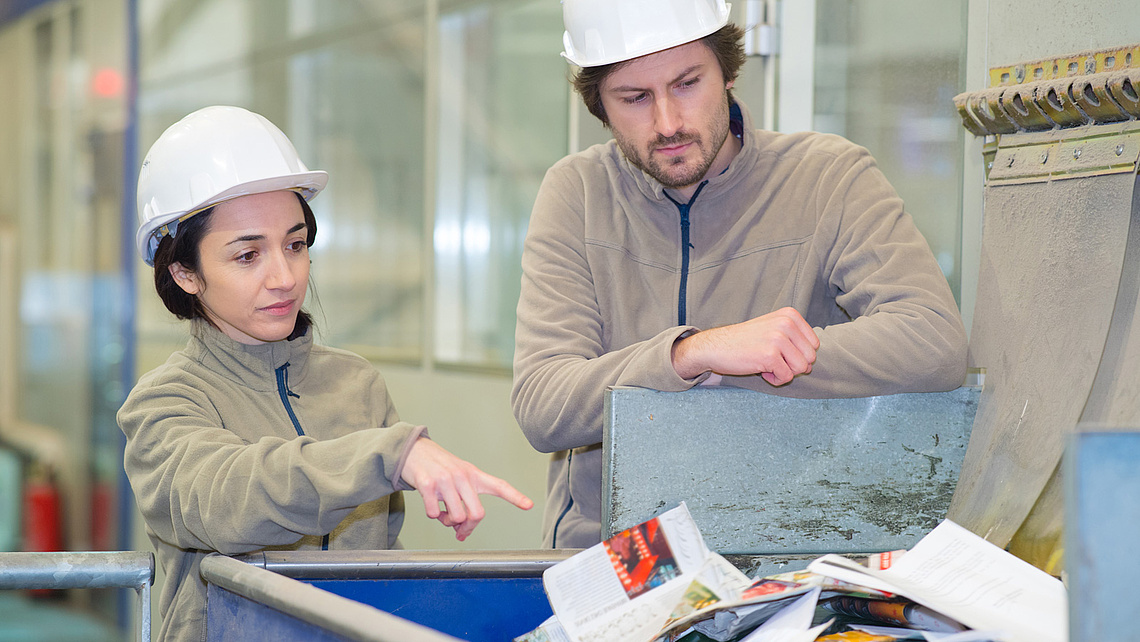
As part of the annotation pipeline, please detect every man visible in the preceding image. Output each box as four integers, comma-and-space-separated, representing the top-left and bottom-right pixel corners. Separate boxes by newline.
512, 0, 968, 549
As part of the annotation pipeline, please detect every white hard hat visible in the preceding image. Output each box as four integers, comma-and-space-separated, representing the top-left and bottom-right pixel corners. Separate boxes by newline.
561, 0, 732, 68
135, 105, 328, 266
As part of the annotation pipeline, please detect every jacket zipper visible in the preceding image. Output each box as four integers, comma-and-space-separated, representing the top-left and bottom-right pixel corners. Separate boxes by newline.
275, 362, 330, 550
664, 180, 709, 325
553, 183, 708, 548
550, 450, 573, 548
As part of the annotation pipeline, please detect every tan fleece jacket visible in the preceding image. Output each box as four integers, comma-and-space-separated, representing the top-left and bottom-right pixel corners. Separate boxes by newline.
511, 99, 967, 549
118, 320, 424, 642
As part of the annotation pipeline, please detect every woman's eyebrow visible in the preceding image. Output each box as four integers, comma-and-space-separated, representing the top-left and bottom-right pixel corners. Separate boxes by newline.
225, 234, 265, 246
225, 222, 307, 246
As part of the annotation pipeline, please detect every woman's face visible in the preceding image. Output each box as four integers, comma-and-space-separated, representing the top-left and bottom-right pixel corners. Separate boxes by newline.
169, 190, 310, 345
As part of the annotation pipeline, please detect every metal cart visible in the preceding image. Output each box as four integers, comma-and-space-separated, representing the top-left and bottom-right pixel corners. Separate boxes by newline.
202, 550, 574, 642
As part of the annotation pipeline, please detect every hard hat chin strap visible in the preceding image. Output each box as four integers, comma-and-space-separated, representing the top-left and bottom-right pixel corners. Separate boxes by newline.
147, 207, 207, 266
158, 218, 181, 242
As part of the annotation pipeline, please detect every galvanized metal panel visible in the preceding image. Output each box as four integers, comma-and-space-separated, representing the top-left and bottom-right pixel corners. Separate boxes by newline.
603, 385, 979, 555
722, 553, 857, 581
1065, 428, 1140, 642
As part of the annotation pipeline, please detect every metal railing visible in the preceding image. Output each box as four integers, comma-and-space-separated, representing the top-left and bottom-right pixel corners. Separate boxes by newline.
201, 553, 464, 642
0, 551, 155, 642
234, 548, 574, 579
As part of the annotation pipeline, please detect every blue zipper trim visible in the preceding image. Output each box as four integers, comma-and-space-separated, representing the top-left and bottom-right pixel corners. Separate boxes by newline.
664, 180, 709, 325
550, 450, 574, 549
274, 363, 304, 437
274, 362, 329, 550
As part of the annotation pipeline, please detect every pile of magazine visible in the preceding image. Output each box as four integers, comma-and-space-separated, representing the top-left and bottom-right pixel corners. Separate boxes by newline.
515, 504, 1067, 642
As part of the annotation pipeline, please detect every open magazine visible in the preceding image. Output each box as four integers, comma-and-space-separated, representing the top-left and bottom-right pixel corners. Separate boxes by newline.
687, 569, 921, 642
517, 510, 1067, 642
518, 503, 821, 642
807, 520, 1067, 642
517, 504, 892, 642
537, 503, 741, 642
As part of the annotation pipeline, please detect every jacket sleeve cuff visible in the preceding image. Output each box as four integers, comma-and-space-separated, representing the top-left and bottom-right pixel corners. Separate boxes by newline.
643, 326, 709, 391
390, 425, 429, 492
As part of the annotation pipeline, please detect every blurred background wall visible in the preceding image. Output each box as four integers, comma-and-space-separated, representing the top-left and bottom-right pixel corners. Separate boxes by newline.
1, 0, 1137, 638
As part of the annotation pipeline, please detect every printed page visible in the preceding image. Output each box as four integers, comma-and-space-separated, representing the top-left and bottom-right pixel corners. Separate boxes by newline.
542, 503, 712, 642
809, 520, 1066, 642
807, 555, 904, 596
690, 567, 900, 642
739, 587, 831, 642
655, 554, 754, 639
849, 624, 1003, 641
513, 615, 573, 642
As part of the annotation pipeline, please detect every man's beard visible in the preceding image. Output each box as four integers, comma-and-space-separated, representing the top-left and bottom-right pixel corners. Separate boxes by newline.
614, 103, 731, 190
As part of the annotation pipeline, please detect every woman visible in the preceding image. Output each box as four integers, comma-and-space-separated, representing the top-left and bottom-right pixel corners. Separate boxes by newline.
119, 105, 532, 642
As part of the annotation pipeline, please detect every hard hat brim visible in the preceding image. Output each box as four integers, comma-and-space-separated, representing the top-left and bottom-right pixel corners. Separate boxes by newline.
136, 170, 328, 266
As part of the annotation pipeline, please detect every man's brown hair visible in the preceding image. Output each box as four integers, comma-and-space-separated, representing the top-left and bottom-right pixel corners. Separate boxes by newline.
570, 23, 747, 128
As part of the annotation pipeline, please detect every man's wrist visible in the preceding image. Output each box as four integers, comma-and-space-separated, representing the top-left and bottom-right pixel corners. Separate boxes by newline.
671, 331, 708, 380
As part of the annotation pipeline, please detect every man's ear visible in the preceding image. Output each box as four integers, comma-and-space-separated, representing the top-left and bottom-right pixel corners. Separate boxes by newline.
726, 80, 735, 90
169, 262, 201, 295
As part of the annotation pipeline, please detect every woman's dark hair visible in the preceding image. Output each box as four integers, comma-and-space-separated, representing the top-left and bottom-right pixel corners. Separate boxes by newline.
151, 191, 318, 341
571, 23, 747, 128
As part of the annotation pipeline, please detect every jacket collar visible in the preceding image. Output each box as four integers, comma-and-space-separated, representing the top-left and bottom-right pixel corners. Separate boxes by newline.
623, 97, 761, 203
184, 318, 313, 393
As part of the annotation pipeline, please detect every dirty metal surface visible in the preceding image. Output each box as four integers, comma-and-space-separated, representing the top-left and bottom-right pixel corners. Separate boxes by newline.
722, 553, 858, 581
602, 385, 979, 555
1065, 428, 1140, 642
985, 121, 1140, 185
1005, 174, 1140, 571
947, 166, 1137, 548
1080, 178, 1140, 427
987, 43, 1140, 88
954, 44, 1140, 135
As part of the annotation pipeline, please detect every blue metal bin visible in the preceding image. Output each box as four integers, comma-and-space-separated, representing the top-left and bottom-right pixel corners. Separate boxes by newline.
203, 550, 575, 642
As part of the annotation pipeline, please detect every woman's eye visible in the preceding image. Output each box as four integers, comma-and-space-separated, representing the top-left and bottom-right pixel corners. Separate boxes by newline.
236, 251, 257, 263
288, 240, 307, 252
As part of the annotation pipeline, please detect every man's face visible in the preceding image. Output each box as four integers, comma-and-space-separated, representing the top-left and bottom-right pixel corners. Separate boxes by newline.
600, 40, 735, 195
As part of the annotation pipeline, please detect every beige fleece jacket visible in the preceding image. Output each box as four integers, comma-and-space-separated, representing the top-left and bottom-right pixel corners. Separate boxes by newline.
511, 99, 967, 549
118, 320, 424, 642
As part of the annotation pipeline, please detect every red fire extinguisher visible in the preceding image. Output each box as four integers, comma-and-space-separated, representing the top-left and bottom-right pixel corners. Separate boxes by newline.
24, 462, 64, 552
23, 462, 64, 597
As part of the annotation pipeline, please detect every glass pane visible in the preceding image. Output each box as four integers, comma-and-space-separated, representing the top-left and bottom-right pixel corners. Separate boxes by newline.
6, 3, 132, 628
283, 0, 418, 39
136, 65, 255, 357
137, 0, 253, 83
433, 0, 567, 369
812, 0, 967, 302
293, 25, 426, 360
136, 0, 426, 362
